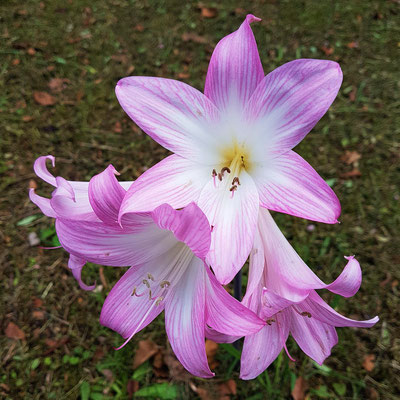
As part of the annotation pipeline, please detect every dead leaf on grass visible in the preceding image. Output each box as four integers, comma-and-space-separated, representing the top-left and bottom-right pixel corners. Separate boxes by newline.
22, 115, 34, 122
347, 41, 359, 49
27, 47, 36, 55
5, 322, 26, 340
291, 376, 308, 400
133, 339, 159, 369
218, 379, 236, 400
181, 32, 208, 44
164, 347, 191, 381
321, 45, 334, 56
127, 379, 139, 396
34, 91, 56, 106
48, 78, 70, 93
113, 121, 122, 134
341, 150, 361, 165
205, 339, 219, 369
32, 310, 45, 320
189, 382, 212, 400
340, 168, 362, 178
200, 7, 218, 18
362, 354, 375, 372
99, 266, 108, 288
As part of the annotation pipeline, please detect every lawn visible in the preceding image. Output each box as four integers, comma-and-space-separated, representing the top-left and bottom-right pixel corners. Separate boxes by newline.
1, 0, 399, 399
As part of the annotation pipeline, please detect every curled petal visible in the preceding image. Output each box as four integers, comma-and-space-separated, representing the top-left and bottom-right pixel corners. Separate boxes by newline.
89, 165, 126, 224
33, 155, 56, 186
29, 188, 56, 218
68, 254, 95, 291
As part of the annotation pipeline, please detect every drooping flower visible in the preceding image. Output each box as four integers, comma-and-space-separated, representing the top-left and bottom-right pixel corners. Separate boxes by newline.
29, 155, 133, 289
29, 156, 265, 377
115, 15, 342, 284
238, 208, 379, 380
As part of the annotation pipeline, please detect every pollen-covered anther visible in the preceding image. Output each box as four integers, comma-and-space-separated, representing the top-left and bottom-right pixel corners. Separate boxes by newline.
212, 169, 217, 178
155, 296, 164, 306
301, 311, 312, 318
217, 173, 222, 181
266, 318, 276, 325
160, 280, 170, 289
232, 177, 240, 186
143, 279, 150, 288
229, 185, 238, 192
148, 289, 152, 300
221, 167, 231, 176
131, 286, 137, 296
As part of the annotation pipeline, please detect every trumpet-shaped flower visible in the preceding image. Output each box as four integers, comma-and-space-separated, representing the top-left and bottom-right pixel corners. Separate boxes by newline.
238, 209, 379, 379
115, 15, 342, 284
29, 156, 264, 377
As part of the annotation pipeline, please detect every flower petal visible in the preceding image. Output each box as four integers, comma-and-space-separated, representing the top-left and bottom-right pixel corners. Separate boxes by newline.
120, 155, 210, 214
89, 165, 126, 224
204, 15, 263, 114
55, 216, 175, 267
29, 188, 56, 218
289, 304, 338, 365
253, 151, 340, 224
199, 170, 259, 284
261, 289, 297, 319
245, 59, 343, 155
100, 263, 165, 340
205, 266, 265, 336
164, 258, 214, 378
68, 254, 96, 291
33, 155, 57, 186
116, 77, 221, 163
306, 291, 379, 328
151, 203, 211, 260
240, 312, 289, 380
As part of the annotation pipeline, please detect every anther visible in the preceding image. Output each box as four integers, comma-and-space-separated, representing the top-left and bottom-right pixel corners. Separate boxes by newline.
142, 279, 150, 288
229, 185, 238, 192
217, 173, 222, 181
131, 286, 137, 296
212, 169, 217, 177
160, 280, 170, 288
148, 289, 152, 300
147, 273, 154, 281
301, 311, 312, 318
221, 167, 231, 175
232, 177, 241, 186
241, 155, 245, 166
266, 319, 276, 325
155, 297, 163, 306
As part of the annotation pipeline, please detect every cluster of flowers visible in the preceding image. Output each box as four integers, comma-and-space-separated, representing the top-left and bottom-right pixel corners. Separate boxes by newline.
30, 15, 378, 379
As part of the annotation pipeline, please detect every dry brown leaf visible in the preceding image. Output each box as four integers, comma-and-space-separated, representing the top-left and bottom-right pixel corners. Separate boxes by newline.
181, 32, 207, 44
133, 24, 144, 32
127, 379, 139, 396
22, 115, 34, 122
29, 179, 37, 189
27, 47, 36, 55
201, 7, 218, 18
48, 78, 70, 93
113, 121, 122, 134
5, 322, 25, 340
218, 379, 236, 400
291, 376, 308, 400
164, 348, 191, 381
34, 91, 56, 106
235, 8, 246, 16
12, 59, 20, 65
340, 168, 362, 178
111, 54, 129, 64
321, 45, 334, 56
133, 339, 159, 369
153, 350, 164, 369
99, 266, 108, 288
178, 72, 190, 79
205, 339, 219, 369
362, 354, 375, 372
76, 90, 84, 102
341, 150, 361, 165
32, 310, 45, 320
347, 41, 359, 49
126, 65, 135, 74
189, 382, 212, 400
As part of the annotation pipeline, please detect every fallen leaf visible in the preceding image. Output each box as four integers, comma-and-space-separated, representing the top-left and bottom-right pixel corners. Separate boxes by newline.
218, 379, 236, 400
341, 150, 361, 165
32, 297, 43, 307
12, 59, 20, 65
5, 322, 25, 340
48, 77, 70, 93
291, 376, 308, 400
127, 380, 139, 396
133, 339, 159, 369
189, 382, 212, 400
379, 272, 392, 287
321, 45, 334, 56
111, 54, 129, 64
181, 32, 207, 44
164, 347, 191, 381
133, 24, 144, 32
200, 7, 218, 18
178, 72, 190, 79
366, 386, 379, 400
32, 310, 45, 320
34, 91, 56, 106
347, 41, 359, 49
27, 47, 36, 55
113, 121, 122, 133
17, 9, 28, 15
205, 339, 219, 369
153, 350, 164, 369
22, 115, 34, 122
101, 369, 114, 382
362, 354, 375, 372
235, 8, 246, 16
99, 266, 108, 288
126, 65, 135, 74
340, 168, 361, 178
349, 87, 357, 102
76, 90, 84, 102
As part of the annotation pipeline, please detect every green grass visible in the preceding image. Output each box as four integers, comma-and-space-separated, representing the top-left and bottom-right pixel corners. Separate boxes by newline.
1, 0, 399, 398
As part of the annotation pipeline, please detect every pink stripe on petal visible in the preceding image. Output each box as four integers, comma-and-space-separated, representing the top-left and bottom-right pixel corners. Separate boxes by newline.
89, 165, 126, 224
204, 14, 264, 113
246, 59, 343, 154
116, 77, 221, 163
254, 151, 341, 224
199, 170, 259, 284
164, 259, 214, 378
120, 155, 210, 214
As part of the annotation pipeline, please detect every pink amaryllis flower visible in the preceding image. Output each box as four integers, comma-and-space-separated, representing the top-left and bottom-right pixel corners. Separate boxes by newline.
238, 209, 379, 380
29, 156, 264, 377
29, 155, 133, 289
115, 14, 342, 284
